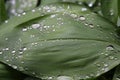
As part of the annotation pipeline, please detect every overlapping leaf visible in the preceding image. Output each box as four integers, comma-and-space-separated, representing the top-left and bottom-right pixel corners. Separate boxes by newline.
0, 2, 120, 80
0, 0, 8, 24
6, 0, 40, 17
101, 0, 118, 24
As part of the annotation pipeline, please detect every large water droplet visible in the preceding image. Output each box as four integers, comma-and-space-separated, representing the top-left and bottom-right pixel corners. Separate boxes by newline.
79, 16, 86, 21
106, 45, 114, 51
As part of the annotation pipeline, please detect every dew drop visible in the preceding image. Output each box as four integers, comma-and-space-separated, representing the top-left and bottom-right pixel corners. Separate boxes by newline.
79, 16, 86, 21
22, 12, 26, 15
81, 8, 87, 11
106, 45, 114, 51
6, 60, 9, 62
48, 77, 53, 80
5, 20, 8, 23
109, 56, 114, 60
22, 28, 27, 32
32, 24, 40, 29
12, 65, 17, 69
32, 9, 35, 12
11, 50, 16, 53
89, 24, 94, 28
0, 51, 3, 54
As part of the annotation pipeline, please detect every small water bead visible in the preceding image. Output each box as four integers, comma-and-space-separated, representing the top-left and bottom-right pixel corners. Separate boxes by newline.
110, 9, 114, 15
79, 16, 86, 21
109, 56, 114, 60
50, 14, 56, 18
5, 20, 8, 23
22, 28, 27, 32
70, 14, 78, 18
116, 78, 120, 80
32, 9, 36, 12
81, 8, 87, 11
104, 64, 108, 67
0, 51, 3, 54
5, 38, 8, 40
106, 45, 114, 51
22, 12, 26, 15
48, 77, 53, 80
11, 50, 16, 53
31, 24, 40, 29
89, 24, 94, 28
6, 59, 9, 62
17, 14, 21, 17
12, 65, 18, 69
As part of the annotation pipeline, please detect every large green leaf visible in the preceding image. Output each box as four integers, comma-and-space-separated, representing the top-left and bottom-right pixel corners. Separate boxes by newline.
101, 0, 118, 24
0, 0, 8, 24
0, 2, 120, 80
6, 0, 40, 17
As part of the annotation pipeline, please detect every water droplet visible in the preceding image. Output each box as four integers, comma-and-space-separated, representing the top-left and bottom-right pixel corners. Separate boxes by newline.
5, 48, 9, 51
88, 3, 93, 7
81, 8, 87, 11
48, 77, 53, 80
89, 24, 94, 28
104, 64, 108, 67
0, 51, 3, 54
106, 45, 114, 51
79, 16, 86, 21
53, 29, 56, 32
12, 65, 17, 69
109, 56, 114, 60
22, 12, 26, 15
17, 14, 21, 17
32, 24, 40, 29
11, 50, 16, 53
5, 20, 8, 23
50, 14, 56, 18
22, 28, 27, 32
6, 60, 9, 62
32, 9, 35, 12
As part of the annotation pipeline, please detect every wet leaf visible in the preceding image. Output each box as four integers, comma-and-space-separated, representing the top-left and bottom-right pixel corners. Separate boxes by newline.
0, 2, 120, 80
101, 0, 118, 24
0, 0, 8, 24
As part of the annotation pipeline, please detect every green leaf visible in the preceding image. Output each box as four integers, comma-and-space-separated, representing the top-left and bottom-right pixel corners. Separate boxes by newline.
0, 0, 8, 24
101, 0, 118, 24
0, 62, 26, 80
112, 65, 120, 80
6, 0, 40, 17
0, 2, 120, 80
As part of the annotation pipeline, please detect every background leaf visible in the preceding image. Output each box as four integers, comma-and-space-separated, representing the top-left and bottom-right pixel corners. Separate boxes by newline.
0, 0, 8, 24
101, 0, 118, 24
5, 0, 40, 17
